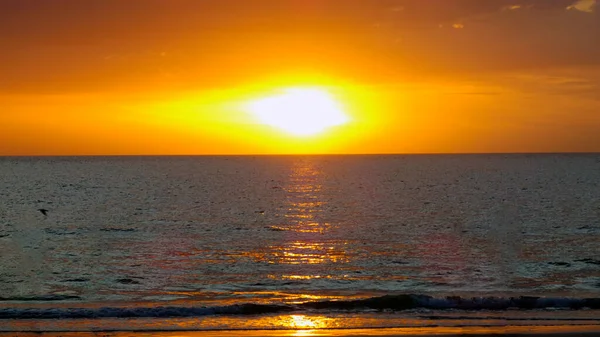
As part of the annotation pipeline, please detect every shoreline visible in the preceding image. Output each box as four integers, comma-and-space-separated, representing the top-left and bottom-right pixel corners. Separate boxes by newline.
3, 325, 600, 337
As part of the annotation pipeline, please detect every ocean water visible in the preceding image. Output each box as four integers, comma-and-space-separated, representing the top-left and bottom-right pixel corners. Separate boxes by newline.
1, 154, 599, 332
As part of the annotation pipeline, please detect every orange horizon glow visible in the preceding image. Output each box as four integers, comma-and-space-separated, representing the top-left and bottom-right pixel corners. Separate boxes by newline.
2, 1, 600, 155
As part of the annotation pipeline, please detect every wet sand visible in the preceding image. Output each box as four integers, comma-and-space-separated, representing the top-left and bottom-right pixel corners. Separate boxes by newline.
2, 325, 600, 337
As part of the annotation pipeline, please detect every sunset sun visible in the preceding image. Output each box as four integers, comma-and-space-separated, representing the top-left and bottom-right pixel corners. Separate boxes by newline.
246, 88, 350, 136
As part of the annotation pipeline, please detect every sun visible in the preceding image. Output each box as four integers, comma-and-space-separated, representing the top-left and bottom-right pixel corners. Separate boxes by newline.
245, 87, 350, 136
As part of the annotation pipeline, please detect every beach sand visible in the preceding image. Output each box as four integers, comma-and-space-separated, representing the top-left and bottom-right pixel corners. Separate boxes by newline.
2, 325, 600, 337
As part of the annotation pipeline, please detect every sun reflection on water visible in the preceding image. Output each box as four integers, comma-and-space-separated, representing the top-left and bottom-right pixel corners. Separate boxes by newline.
273, 241, 349, 265
231, 159, 354, 287
281, 161, 329, 233
288, 314, 324, 329
264, 159, 350, 282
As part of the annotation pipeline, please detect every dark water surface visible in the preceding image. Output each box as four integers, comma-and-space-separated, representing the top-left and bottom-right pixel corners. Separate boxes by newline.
1, 154, 599, 331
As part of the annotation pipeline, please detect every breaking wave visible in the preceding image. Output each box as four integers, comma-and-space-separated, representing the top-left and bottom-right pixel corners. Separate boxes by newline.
1, 294, 600, 319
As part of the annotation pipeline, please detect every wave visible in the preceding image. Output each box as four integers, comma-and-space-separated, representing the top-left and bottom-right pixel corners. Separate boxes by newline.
302, 295, 600, 311
1, 295, 599, 320
0, 295, 81, 302
0, 303, 292, 319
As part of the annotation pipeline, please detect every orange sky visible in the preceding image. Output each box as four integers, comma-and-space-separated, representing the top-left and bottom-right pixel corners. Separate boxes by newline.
1, 0, 599, 155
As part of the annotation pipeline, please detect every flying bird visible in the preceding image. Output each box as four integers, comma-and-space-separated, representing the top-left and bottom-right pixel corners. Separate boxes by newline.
38, 209, 49, 216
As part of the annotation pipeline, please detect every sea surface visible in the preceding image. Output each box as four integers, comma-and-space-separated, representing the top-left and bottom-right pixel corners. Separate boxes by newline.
1, 154, 600, 333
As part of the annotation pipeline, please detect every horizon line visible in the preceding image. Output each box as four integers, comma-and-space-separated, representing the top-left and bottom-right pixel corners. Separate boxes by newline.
1, 152, 600, 157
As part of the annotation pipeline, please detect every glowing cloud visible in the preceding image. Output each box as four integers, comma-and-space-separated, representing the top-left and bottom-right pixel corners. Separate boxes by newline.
567, 0, 596, 12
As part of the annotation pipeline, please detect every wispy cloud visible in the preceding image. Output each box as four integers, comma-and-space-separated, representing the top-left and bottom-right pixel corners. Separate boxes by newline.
499, 67, 600, 101
567, 0, 597, 12
502, 4, 535, 11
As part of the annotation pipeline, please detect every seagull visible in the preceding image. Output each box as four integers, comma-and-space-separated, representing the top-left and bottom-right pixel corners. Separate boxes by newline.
38, 209, 49, 216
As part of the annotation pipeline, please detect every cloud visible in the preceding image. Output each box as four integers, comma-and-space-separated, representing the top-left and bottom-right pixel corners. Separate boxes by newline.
501, 4, 535, 11
496, 66, 600, 101
567, 0, 597, 12
1, 0, 598, 94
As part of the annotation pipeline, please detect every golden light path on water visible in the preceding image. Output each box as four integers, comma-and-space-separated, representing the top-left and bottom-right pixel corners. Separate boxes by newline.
238, 159, 351, 286
268, 160, 350, 287
5, 324, 600, 336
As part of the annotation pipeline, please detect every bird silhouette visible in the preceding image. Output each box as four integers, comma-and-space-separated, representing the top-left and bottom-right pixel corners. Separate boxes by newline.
38, 209, 49, 216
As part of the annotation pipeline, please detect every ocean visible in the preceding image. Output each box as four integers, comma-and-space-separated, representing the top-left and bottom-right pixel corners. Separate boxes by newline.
1, 154, 599, 333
